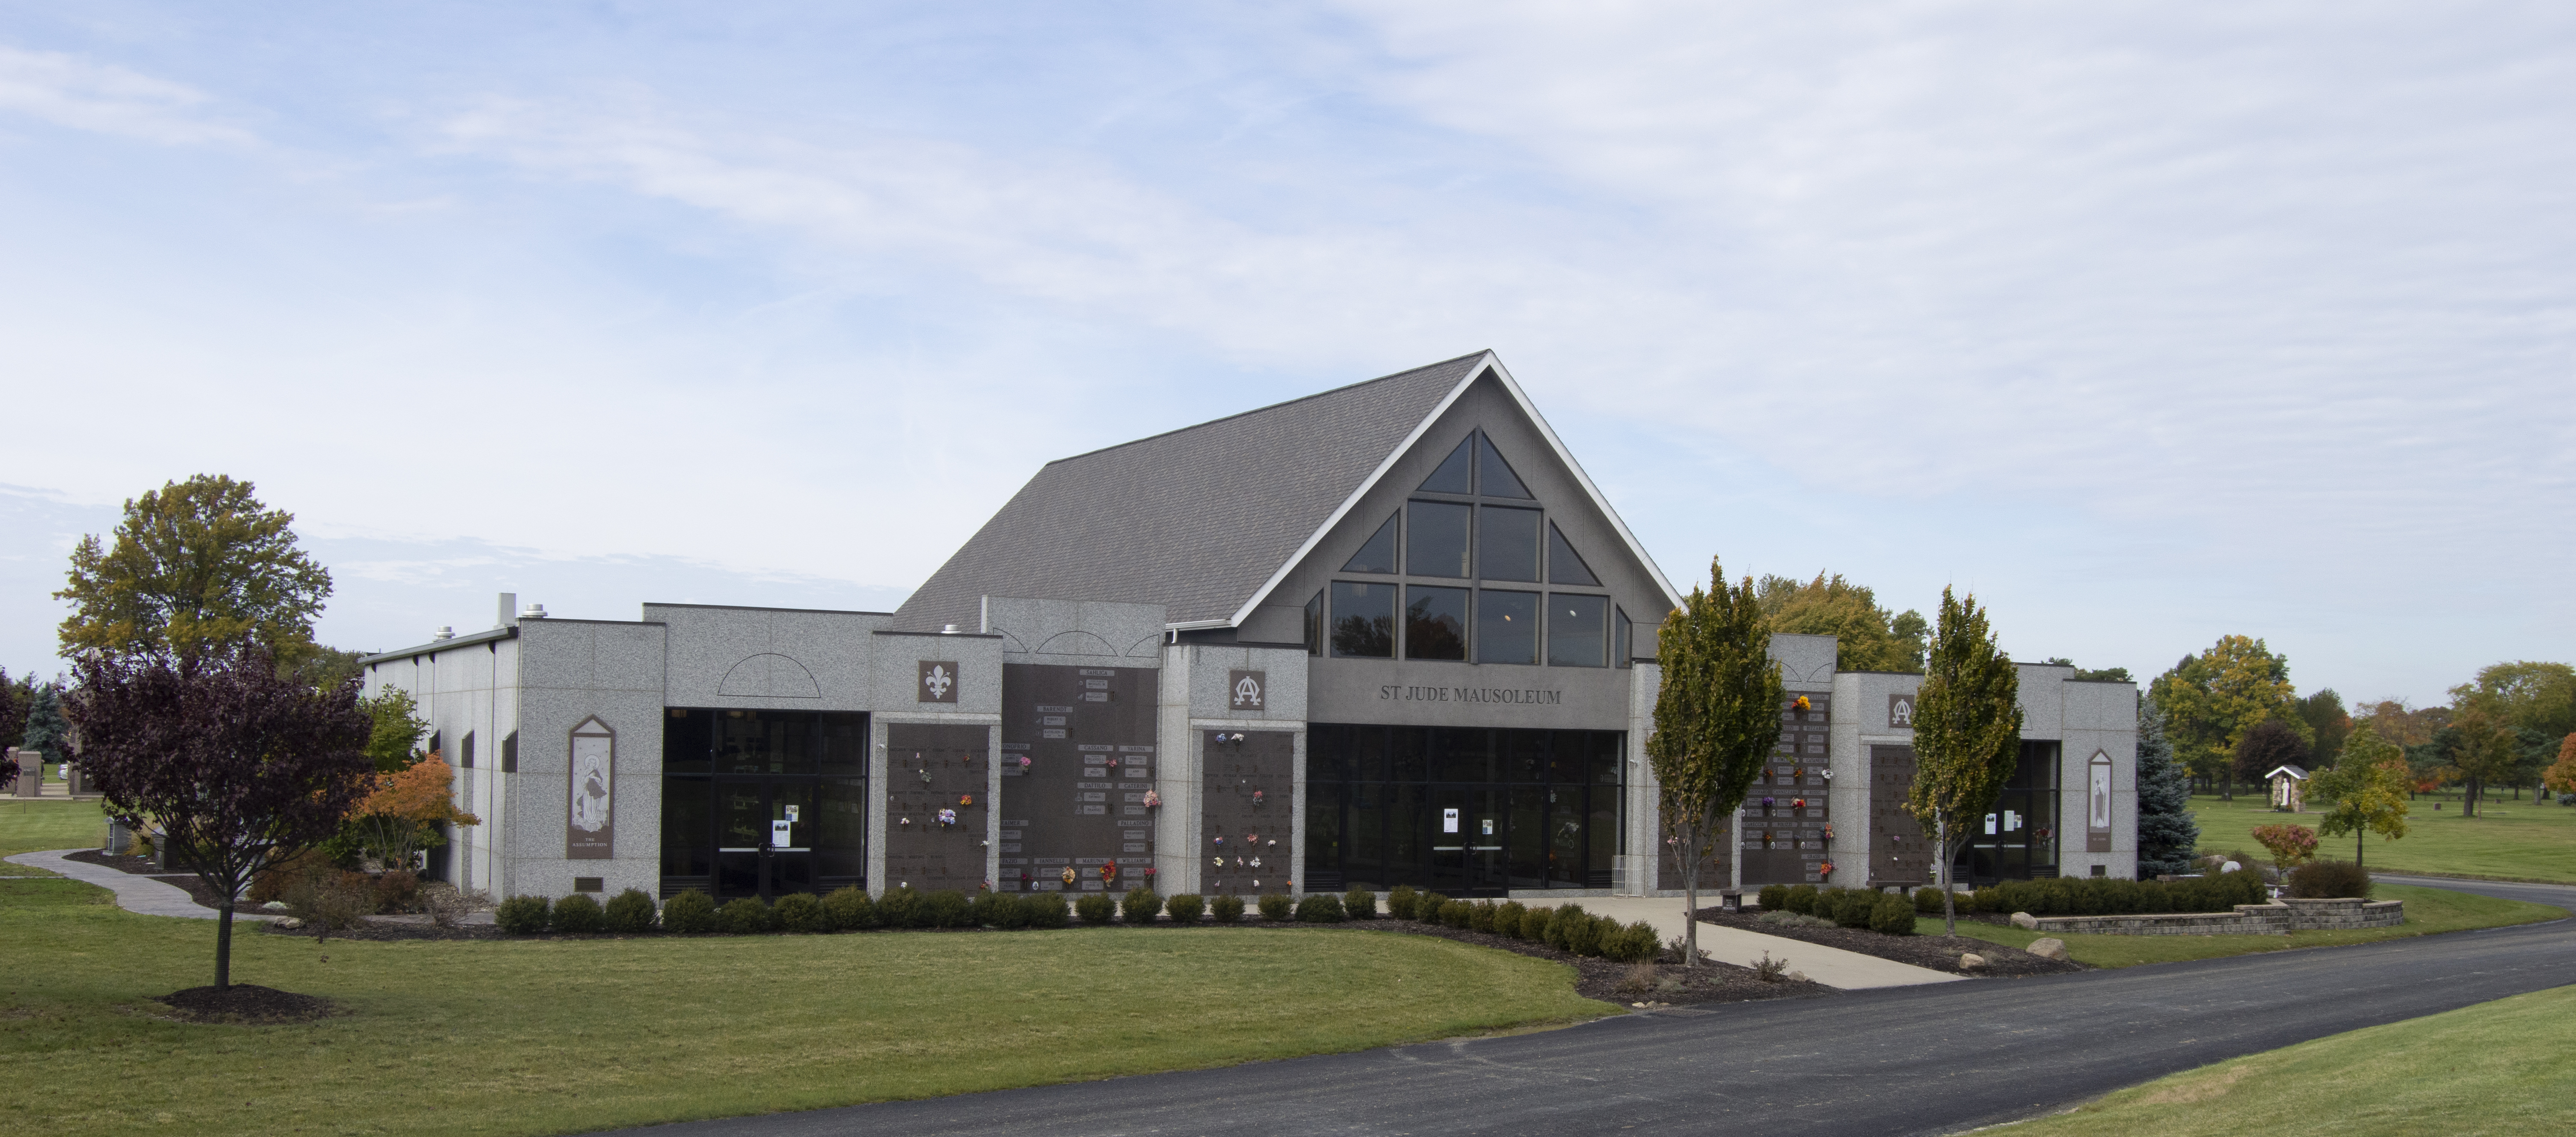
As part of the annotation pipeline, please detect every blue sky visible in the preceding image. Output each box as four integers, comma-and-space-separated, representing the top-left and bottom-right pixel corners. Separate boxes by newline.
2, 3, 2569, 705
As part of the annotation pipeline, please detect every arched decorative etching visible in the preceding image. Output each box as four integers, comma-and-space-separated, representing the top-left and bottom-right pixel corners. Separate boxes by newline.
1034, 630, 1119, 657
1126, 632, 1165, 658
716, 653, 821, 698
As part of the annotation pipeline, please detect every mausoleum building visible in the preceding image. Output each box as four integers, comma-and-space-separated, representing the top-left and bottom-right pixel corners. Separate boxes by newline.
361, 352, 2138, 904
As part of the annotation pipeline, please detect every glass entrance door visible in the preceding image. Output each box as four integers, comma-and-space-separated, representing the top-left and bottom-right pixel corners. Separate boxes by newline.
1430, 786, 1506, 895
715, 781, 816, 900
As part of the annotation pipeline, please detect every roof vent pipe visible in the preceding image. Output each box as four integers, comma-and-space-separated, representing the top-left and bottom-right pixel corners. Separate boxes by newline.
432, 626, 454, 641
521, 603, 547, 620
940, 624, 960, 634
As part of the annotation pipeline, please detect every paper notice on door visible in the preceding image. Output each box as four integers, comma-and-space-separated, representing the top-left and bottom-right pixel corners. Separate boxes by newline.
784, 805, 799, 823
1443, 808, 1460, 833
771, 820, 793, 846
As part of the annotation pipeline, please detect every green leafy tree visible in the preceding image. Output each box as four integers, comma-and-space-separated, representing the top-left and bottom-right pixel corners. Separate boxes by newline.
1651, 557, 1783, 966
2296, 689, 2351, 768
2232, 719, 2313, 801
2442, 701, 2523, 817
2312, 722, 2411, 867
2450, 662, 2573, 797
1756, 572, 1927, 672
2134, 698, 2199, 877
0, 668, 28, 792
358, 687, 432, 773
1905, 587, 2024, 934
2150, 636, 2305, 800
56, 474, 334, 666
2042, 658, 2134, 684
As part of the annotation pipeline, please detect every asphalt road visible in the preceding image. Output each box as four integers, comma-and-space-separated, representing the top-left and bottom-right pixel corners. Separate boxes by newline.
633, 880, 2576, 1137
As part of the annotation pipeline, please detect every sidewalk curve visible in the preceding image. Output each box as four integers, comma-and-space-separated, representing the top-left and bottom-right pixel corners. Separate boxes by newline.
1577, 895, 1963, 989
4, 848, 273, 921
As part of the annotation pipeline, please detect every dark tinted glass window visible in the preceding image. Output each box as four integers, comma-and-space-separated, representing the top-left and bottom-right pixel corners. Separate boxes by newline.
1479, 506, 1540, 582
660, 777, 711, 877
459, 731, 475, 769
1614, 607, 1634, 668
501, 731, 519, 773
817, 713, 868, 772
1547, 522, 1599, 585
1433, 729, 1496, 782
719, 710, 818, 775
1303, 590, 1324, 655
1342, 511, 1399, 573
1405, 585, 1469, 660
1419, 435, 1474, 494
1476, 589, 1538, 664
1477, 434, 1532, 498
1407, 500, 1471, 578
1330, 582, 1396, 657
1549, 594, 1607, 666
663, 708, 712, 773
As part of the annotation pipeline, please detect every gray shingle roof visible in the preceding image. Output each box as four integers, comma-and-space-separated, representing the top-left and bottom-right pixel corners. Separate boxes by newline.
891, 353, 1487, 632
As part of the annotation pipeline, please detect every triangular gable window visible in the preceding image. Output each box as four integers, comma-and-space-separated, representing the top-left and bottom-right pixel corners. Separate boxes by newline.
1419, 435, 1474, 494
1342, 511, 1399, 574
1477, 434, 1531, 498
1547, 522, 1599, 586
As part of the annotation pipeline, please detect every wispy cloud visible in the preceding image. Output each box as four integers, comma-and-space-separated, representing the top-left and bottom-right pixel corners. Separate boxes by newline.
0, 44, 249, 145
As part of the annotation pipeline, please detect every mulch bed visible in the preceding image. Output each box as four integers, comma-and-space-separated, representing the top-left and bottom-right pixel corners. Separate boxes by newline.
1365, 915, 1837, 1006
262, 913, 502, 938
155, 984, 340, 1024
1692, 907, 2087, 978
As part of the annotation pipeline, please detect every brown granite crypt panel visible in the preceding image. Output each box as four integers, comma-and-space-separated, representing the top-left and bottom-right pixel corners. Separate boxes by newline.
999, 663, 1157, 893
883, 723, 989, 891
1201, 729, 1293, 895
1870, 744, 1933, 886
1739, 692, 1832, 886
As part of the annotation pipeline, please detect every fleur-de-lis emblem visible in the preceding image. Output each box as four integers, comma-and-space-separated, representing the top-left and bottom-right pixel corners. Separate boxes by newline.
922, 664, 953, 699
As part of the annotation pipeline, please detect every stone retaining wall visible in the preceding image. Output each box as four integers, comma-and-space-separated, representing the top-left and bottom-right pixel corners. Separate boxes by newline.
2031, 897, 2402, 937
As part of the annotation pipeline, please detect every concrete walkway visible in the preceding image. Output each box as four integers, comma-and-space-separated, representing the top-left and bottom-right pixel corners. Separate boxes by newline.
4, 848, 274, 921
1578, 895, 1963, 989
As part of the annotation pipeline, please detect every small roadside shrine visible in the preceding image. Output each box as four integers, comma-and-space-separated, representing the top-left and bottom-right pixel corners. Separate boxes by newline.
2266, 764, 2309, 812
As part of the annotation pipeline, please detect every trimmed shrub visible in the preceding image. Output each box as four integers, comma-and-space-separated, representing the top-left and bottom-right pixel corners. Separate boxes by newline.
1258, 893, 1293, 922
1561, 909, 1604, 956
1969, 887, 2000, 913
1295, 893, 1347, 922
1023, 891, 1070, 928
966, 890, 1019, 928
1166, 893, 1205, 923
1781, 884, 1819, 915
877, 886, 925, 929
1075, 892, 1117, 925
922, 889, 972, 928
1438, 899, 1472, 928
1829, 889, 1875, 929
773, 892, 828, 933
603, 888, 658, 933
821, 886, 879, 930
550, 892, 606, 934
1386, 884, 1419, 921
1757, 883, 1789, 912
1913, 887, 1947, 915
720, 897, 774, 934
1210, 894, 1246, 924
494, 895, 550, 935
373, 869, 421, 913
1521, 905, 1555, 946
1604, 920, 1660, 962
1870, 892, 1917, 935
1343, 887, 1377, 919
1467, 900, 1498, 932
660, 889, 719, 934
1976, 869, 2270, 917
2288, 860, 2373, 899
1411, 892, 1450, 925
1123, 887, 1165, 924
1494, 900, 1528, 939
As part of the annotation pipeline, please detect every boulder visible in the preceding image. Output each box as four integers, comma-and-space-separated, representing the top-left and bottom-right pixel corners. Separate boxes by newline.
275, 917, 304, 930
2026, 937, 2069, 960
2010, 911, 2039, 930
1959, 953, 1987, 970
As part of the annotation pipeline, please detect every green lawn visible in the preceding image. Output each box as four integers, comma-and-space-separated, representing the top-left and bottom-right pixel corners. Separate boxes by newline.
2191, 791, 2576, 883
0, 877, 1612, 1137
1996, 984, 2576, 1135
1926, 883, 2565, 968
0, 798, 107, 875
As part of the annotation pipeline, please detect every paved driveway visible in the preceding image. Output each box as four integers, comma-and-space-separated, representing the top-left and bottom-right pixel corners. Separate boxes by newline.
625, 880, 2575, 1137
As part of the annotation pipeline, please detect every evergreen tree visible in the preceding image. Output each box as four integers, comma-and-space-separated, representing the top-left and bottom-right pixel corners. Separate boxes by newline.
21, 681, 70, 763
2134, 698, 2198, 877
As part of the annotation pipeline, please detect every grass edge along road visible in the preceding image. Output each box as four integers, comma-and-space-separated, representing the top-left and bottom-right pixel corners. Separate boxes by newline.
0, 876, 1613, 1137
2191, 791, 2576, 884
1993, 984, 2576, 1136
1927, 883, 2565, 967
